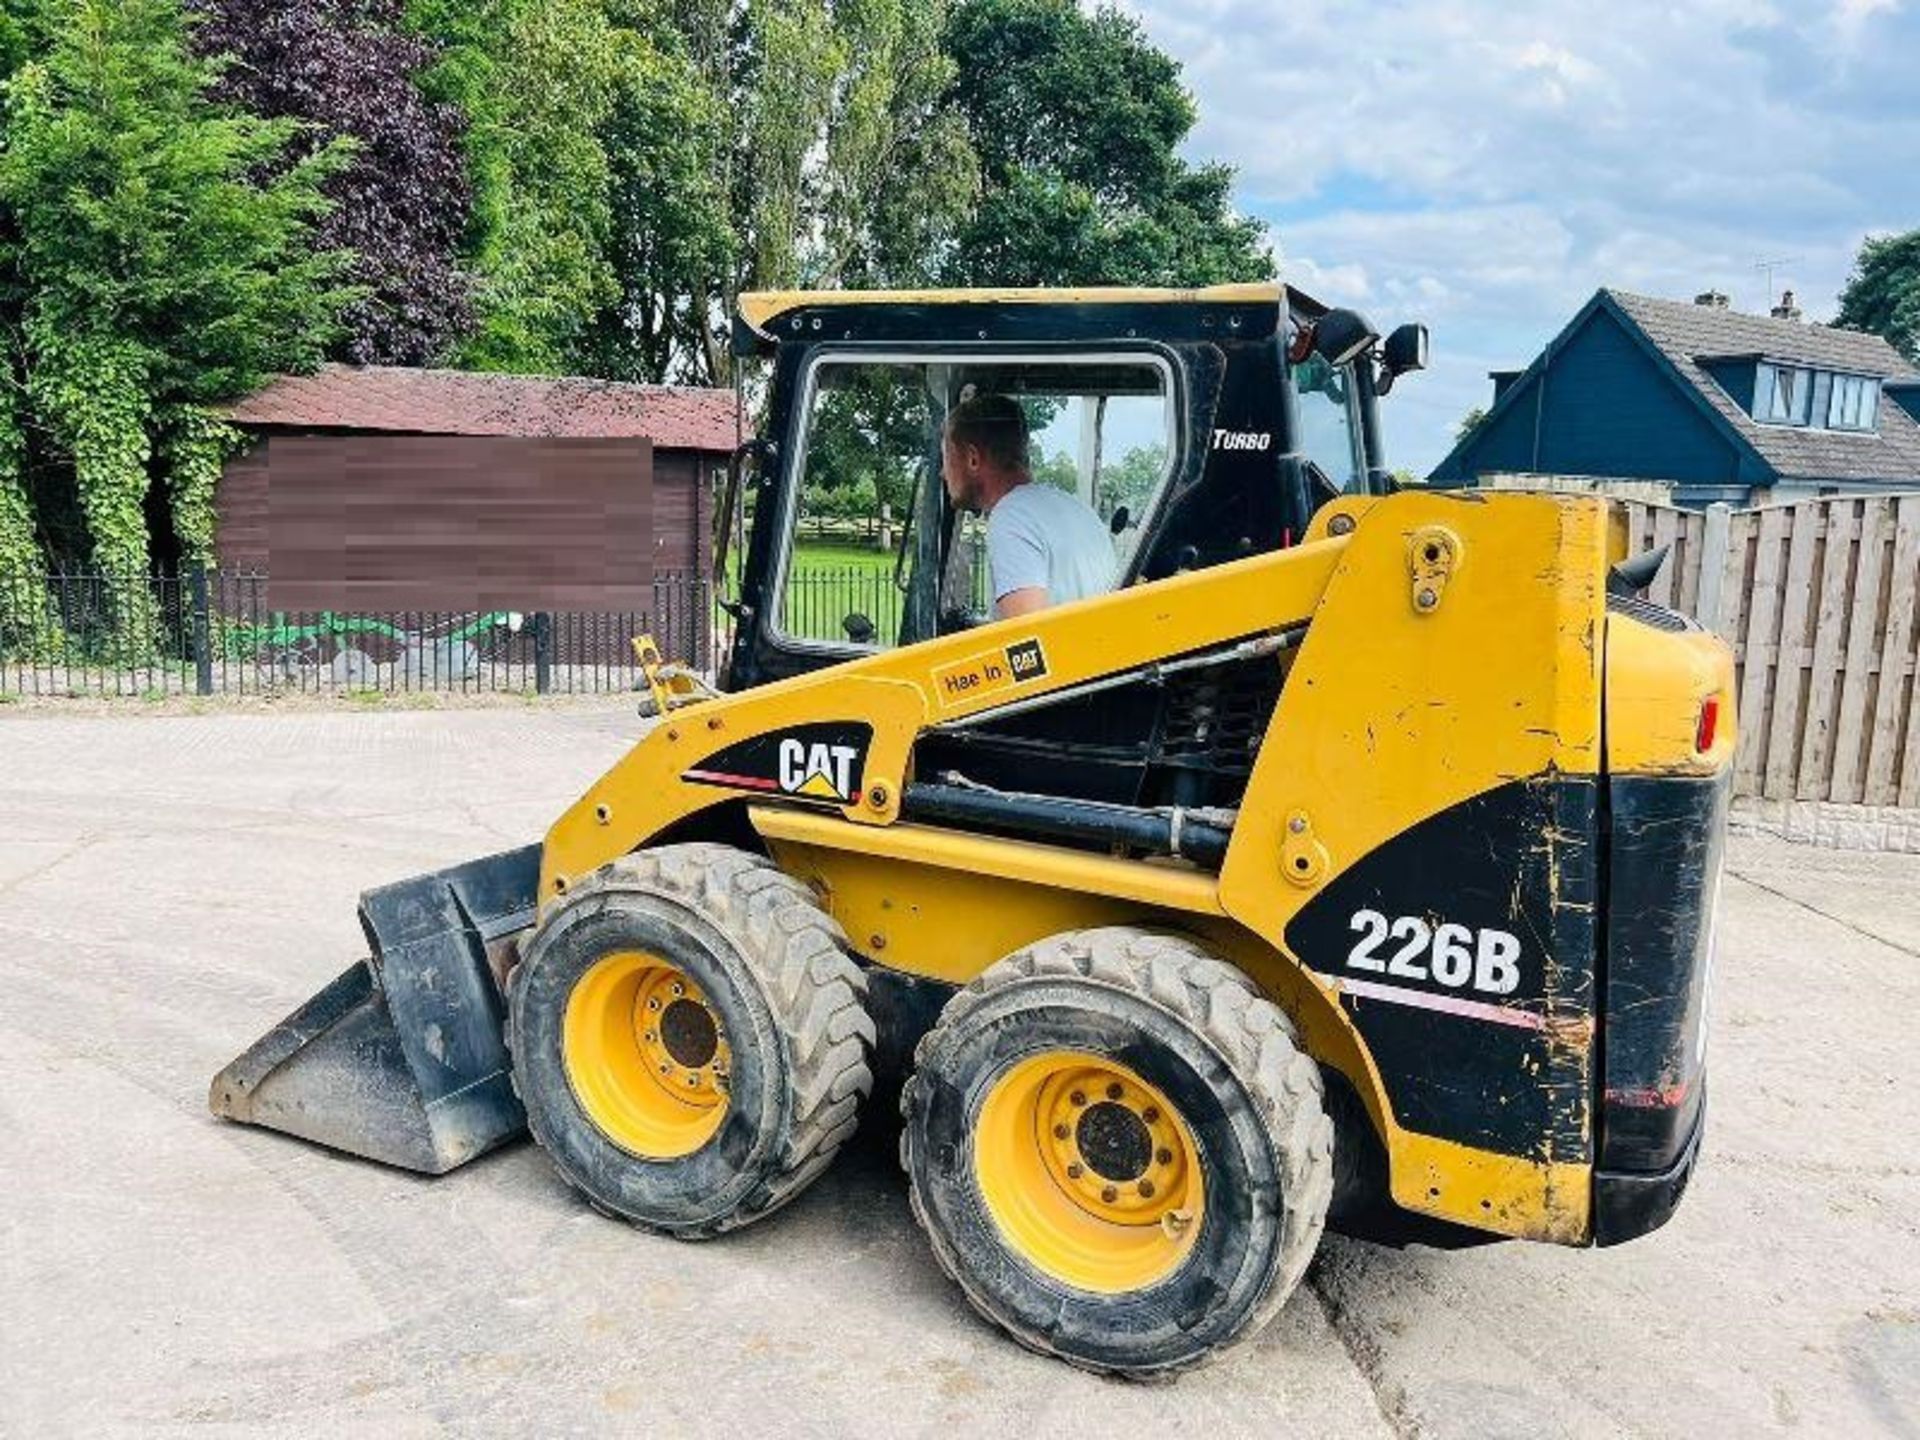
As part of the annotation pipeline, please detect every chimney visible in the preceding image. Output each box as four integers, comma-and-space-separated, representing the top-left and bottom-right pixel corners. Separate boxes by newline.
1771, 289, 1803, 322
1694, 289, 1730, 309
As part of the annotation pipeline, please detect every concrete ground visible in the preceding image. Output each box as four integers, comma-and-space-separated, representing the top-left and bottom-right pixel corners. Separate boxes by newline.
1, 704, 1916, 1439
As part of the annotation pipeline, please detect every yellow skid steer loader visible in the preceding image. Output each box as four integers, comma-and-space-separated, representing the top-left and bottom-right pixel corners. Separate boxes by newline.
212, 284, 1734, 1375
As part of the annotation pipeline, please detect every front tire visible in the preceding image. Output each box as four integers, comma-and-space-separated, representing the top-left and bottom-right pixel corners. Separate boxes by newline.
509, 844, 874, 1237
901, 927, 1332, 1375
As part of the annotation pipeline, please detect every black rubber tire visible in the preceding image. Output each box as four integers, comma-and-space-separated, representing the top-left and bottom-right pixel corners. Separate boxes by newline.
900, 927, 1334, 1376
508, 843, 874, 1237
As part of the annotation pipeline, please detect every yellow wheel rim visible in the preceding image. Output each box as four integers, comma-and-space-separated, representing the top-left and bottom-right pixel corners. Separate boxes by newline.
562, 951, 731, 1159
973, 1052, 1204, 1294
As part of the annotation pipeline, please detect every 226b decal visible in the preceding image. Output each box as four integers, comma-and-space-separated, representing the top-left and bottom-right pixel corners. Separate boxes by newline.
1345, 910, 1522, 996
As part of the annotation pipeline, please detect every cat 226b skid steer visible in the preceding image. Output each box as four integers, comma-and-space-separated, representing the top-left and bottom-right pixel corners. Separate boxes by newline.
212, 284, 1734, 1375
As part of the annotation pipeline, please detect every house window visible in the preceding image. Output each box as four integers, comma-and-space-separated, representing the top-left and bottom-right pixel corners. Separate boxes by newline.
1755, 363, 1812, 425
1827, 374, 1880, 432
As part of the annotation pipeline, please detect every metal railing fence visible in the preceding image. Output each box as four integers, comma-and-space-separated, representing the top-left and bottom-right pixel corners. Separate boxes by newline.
0, 568, 717, 698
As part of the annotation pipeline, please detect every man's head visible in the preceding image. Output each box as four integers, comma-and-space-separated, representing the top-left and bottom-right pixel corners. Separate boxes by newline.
942, 393, 1030, 511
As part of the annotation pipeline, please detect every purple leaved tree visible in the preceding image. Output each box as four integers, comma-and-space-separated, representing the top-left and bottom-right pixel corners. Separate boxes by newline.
189, 0, 473, 366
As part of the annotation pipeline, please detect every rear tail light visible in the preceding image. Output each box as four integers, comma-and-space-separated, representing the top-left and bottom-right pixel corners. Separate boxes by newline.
1695, 696, 1720, 753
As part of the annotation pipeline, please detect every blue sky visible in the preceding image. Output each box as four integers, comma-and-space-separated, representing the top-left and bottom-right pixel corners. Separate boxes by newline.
1120, 0, 1920, 475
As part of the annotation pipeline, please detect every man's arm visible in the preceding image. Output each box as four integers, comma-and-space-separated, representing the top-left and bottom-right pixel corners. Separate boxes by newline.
987, 492, 1051, 620
995, 586, 1048, 619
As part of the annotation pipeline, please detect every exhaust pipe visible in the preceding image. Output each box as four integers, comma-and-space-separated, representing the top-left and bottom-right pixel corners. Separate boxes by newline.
209, 844, 541, 1174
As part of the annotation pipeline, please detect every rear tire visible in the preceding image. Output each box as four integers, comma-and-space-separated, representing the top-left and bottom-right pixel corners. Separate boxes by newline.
901, 927, 1332, 1375
509, 843, 874, 1237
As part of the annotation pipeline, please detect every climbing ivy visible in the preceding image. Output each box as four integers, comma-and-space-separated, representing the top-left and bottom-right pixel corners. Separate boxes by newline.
0, 367, 35, 578
0, 0, 351, 643
156, 404, 242, 567
27, 335, 155, 641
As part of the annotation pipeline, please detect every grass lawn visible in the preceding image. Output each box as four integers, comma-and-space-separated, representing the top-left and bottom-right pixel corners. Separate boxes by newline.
791, 536, 897, 575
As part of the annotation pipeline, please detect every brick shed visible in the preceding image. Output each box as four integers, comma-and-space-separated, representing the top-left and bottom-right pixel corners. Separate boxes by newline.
217, 366, 739, 611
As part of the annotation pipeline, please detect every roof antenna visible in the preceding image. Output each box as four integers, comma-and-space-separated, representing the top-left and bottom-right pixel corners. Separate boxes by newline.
1752, 256, 1801, 313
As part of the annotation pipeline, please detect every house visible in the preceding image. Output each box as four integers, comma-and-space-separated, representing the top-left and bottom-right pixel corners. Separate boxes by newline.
217, 365, 739, 611
1430, 289, 1920, 506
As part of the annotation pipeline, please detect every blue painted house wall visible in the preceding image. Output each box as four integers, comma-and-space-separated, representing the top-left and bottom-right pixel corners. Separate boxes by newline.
1433, 303, 1741, 490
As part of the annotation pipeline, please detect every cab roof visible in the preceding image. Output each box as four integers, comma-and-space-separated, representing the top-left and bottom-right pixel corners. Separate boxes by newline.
736, 283, 1286, 335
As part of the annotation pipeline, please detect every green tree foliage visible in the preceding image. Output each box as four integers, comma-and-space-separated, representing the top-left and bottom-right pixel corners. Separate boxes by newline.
0, 0, 349, 610
627, 0, 977, 383
1836, 229, 1920, 367
941, 0, 1269, 287
582, 8, 735, 383
1455, 405, 1489, 443
409, 0, 623, 373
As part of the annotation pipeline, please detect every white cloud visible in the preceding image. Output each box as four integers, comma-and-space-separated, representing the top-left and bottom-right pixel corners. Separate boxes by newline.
1118, 0, 1919, 472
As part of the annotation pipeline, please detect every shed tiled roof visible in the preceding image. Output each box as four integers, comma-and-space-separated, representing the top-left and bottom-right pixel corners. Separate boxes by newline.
226, 365, 742, 452
1608, 290, 1920, 484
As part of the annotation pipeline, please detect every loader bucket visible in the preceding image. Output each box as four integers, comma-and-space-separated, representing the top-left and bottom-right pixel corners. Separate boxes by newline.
209, 843, 541, 1174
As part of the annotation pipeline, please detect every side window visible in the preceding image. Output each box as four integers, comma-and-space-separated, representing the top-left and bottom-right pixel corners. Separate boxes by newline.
1292, 352, 1364, 492
778, 362, 933, 648
778, 356, 1176, 647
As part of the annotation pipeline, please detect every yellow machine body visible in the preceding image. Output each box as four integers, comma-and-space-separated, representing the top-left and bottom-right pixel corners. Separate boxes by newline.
535, 489, 1734, 1246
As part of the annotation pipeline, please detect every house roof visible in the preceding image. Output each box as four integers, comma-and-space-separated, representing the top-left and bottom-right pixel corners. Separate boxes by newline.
1607, 290, 1920, 484
226, 365, 742, 452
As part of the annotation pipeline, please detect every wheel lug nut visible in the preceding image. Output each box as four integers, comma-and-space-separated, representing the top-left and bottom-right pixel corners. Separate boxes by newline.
686, 1075, 698, 1088
1101, 1185, 1118, 1203
659, 1062, 671, 1074
1106, 1083, 1123, 1101
1066, 1163, 1083, 1179
1069, 1090, 1086, 1107
1139, 1180, 1156, 1198
1156, 1147, 1173, 1166
671, 982, 685, 997
1142, 1106, 1159, 1123
1052, 1123, 1069, 1140
647, 997, 661, 1011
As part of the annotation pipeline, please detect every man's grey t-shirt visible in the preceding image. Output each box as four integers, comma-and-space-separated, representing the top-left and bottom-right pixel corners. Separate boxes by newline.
986, 483, 1117, 606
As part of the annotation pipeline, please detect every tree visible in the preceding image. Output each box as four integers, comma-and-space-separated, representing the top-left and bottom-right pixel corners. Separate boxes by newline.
941, 0, 1269, 287
1836, 229, 1920, 367
628, 0, 977, 385
1455, 406, 1489, 443
188, 0, 473, 366
0, 0, 350, 606
579, 11, 734, 384
408, 0, 624, 374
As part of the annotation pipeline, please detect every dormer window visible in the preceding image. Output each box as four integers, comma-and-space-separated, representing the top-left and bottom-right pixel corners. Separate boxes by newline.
1755, 363, 1811, 424
1752, 362, 1880, 433
1827, 374, 1880, 432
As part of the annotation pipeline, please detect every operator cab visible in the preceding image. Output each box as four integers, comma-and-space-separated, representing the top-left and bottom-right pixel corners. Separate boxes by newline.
720, 284, 1426, 692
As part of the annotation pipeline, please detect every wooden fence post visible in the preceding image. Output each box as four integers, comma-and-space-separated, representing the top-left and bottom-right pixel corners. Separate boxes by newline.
1694, 503, 1733, 637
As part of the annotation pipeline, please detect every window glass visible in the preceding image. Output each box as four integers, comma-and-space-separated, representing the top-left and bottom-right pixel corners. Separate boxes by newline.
1827, 374, 1880, 432
1756, 363, 1812, 425
1292, 353, 1363, 490
779, 357, 1174, 647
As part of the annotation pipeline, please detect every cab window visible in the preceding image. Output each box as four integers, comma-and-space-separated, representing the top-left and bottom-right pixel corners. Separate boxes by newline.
775, 355, 1175, 649
1291, 352, 1365, 493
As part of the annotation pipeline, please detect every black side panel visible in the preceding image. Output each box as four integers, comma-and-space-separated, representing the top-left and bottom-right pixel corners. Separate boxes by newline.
1598, 773, 1727, 1172
1283, 778, 1600, 1163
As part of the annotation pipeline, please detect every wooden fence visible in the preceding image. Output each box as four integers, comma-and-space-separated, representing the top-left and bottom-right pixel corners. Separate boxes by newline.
1617, 494, 1920, 806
